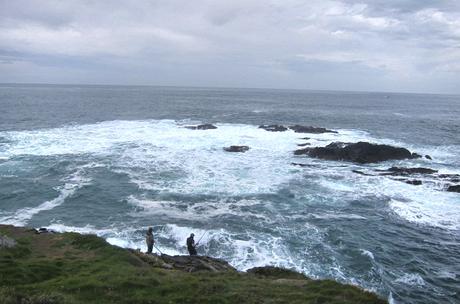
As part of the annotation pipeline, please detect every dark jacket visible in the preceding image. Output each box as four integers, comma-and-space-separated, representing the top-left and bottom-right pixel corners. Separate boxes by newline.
186, 236, 195, 249
146, 232, 154, 246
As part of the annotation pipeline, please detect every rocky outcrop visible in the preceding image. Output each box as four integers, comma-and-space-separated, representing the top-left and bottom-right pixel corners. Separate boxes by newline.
258, 125, 288, 132
160, 255, 236, 273
133, 251, 236, 272
380, 167, 438, 176
224, 145, 250, 153
438, 174, 460, 183
295, 142, 420, 164
289, 125, 337, 134
404, 180, 422, 185
297, 143, 310, 147
291, 163, 316, 168
258, 124, 337, 134
447, 185, 460, 193
350, 167, 460, 191
352, 170, 373, 176
185, 124, 217, 130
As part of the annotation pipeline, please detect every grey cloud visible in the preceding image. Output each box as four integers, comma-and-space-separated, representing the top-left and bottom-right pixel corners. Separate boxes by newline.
0, 0, 459, 93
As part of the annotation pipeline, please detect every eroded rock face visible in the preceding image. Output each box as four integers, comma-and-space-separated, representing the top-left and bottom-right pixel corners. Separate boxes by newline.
447, 185, 460, 193
295, 142, 420, 164
223, 146, 250, 153
258, 125, 288, 132
289, 125, 337, 134
185, 124, 217, 130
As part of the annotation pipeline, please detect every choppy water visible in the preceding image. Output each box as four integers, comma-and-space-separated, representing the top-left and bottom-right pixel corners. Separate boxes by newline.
0, 84, 459, 303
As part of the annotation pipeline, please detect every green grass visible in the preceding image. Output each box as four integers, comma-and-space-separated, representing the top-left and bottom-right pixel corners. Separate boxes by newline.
0, 225, 387, 304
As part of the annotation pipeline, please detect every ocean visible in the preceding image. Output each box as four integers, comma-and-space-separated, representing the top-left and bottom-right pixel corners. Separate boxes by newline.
0, 84, 459, 303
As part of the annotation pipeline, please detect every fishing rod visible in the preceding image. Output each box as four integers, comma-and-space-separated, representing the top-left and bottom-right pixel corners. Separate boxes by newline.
153, 244, 163, 255
196, 231, 207, 246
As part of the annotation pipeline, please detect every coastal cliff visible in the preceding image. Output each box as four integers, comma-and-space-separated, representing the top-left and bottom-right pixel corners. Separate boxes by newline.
0, 225, 386, 304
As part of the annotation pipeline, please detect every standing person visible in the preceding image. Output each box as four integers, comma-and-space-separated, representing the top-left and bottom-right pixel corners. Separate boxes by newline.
186, 233, 197, 256
146, 227, 154, 254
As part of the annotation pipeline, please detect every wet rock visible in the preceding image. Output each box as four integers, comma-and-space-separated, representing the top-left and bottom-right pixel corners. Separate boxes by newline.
412, 153, 422, 158
35, 227, 55, 234
300, 137, 310, 140
291, 163, 311, 167
159, 255, 236, 272
404, 180, 423, 185
185, 124, 217, 130
289, 125, 337, 134
0, 235, 17, 248
447, 185, 460, 193
297, 143, 310, 147
425, 155, 432, 160
295, 142, 419, 164
352, 170, 374, 176
381, 167, 438, 176
223, 145, 250, 153
258, 125, 288, 132
438, 174, 460, 181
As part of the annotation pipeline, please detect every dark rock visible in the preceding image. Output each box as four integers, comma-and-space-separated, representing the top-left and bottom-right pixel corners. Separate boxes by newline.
438, 174, 460, 179
412, 153, 422, 159
447, 185, 460, 193
159, 254, 236, 272
185, 124, 217, 130
294, 148, 311, 156
291, 163, 311, 167
297, 143, 310, 147
258, 125, 288, 132
289, 125, 337, 134
382, 167, 438, 176
300, 137, 310, 140
223, 145, 250, 153
352, 170, 373, 176
35, 227, 54, 234
425, 155, 432, 160
295, 142, 419, 164
404, 180, 422, 185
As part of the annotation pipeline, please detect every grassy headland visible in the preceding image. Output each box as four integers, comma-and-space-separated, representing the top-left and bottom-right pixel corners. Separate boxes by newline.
0, 225, 386, 304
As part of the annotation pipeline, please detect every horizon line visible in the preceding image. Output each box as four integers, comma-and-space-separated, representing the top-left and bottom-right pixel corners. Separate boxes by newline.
0, 81, 458, 97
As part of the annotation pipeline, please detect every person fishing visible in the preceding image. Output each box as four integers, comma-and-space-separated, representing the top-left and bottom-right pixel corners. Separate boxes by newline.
145, 227, 155, 254
186, 233, 197, 256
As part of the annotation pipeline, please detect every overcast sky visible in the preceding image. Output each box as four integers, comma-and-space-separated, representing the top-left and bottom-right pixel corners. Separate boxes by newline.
1, 0, 459, 93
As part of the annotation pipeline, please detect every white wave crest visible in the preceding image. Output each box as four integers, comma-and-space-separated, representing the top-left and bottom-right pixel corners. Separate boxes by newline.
128, 196, 270, 222
360, 249, 375, 260
161, 224, 300, 271
395, 273, 426, 287
0, 170, 91, 226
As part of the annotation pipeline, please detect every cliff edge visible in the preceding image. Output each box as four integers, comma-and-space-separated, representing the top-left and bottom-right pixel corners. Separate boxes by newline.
0, 225, 386, 304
